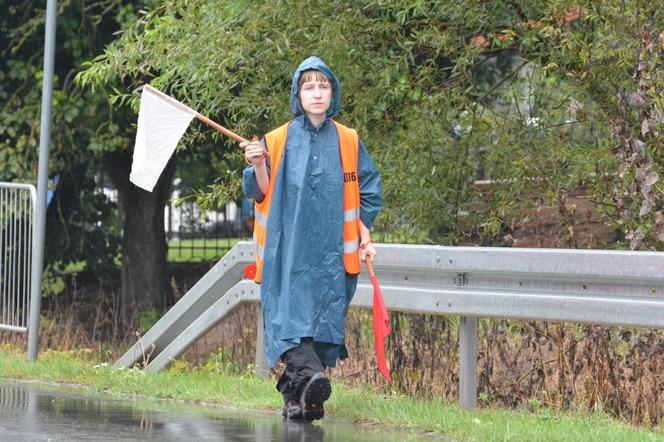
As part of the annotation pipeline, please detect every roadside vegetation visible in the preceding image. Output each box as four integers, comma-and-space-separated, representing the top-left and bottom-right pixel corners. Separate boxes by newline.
3, 1, 664, 436
5, 301, 664, 434
2, 346, 663, 442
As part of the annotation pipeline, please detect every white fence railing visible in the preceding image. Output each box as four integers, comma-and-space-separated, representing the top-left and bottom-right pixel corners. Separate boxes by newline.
0, 183, 36, 333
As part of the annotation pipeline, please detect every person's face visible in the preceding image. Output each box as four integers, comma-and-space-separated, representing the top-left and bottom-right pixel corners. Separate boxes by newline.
299, 77, 332, 119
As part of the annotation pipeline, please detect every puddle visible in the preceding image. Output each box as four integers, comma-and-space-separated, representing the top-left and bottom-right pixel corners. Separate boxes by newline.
0, 382, 442, 441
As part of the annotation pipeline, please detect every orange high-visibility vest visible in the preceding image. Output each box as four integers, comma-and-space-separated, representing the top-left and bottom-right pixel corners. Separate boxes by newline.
252, 120, 361, 283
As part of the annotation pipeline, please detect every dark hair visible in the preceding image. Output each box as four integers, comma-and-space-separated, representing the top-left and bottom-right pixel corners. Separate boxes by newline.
298, 70, 332, 91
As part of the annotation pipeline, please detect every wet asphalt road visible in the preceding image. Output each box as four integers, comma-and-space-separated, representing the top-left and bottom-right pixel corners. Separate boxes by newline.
0, 382, 442, 441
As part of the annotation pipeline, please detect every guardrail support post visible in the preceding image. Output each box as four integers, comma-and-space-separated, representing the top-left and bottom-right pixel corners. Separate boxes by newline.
459, 316, 478, 409
254, 304, 270, 378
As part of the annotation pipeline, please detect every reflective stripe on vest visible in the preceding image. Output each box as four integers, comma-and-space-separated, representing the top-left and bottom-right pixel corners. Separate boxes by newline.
252, 120, 361, 283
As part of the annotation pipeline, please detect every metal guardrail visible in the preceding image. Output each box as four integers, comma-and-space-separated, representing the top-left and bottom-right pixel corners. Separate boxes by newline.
0, 183, 36, 334
116, 241, 664, 409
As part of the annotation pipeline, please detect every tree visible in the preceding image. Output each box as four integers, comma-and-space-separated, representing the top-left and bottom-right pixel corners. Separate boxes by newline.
1, 0, 178, 330
1, 0, 128, 275
77, 0, 663, 252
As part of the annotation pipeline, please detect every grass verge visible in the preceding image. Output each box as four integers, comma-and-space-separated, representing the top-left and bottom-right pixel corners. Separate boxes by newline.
1, 347, 662, 442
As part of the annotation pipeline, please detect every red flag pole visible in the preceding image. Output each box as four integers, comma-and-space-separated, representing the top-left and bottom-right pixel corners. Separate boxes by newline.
366, 255, 392, 383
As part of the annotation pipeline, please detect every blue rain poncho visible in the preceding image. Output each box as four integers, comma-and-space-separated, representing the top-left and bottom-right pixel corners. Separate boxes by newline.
242, 57, 382, 368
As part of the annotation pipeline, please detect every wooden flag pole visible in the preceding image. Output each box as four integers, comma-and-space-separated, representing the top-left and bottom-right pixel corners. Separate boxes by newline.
194, 113, 248, 143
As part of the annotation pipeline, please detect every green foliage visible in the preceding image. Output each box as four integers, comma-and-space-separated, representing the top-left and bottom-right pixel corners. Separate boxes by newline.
75, 0, 663, 249
137, 308, 161, 333
0, 0, 143, 276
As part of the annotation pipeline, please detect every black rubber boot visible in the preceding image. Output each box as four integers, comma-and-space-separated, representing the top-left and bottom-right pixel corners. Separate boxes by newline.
281, 399, 303, 419
300, 372, 331, 421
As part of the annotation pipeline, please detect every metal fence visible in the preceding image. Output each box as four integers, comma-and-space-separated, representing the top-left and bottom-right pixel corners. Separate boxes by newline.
0, 183, 36, 333
100, 183, 253, 261
165, 197, 253, 260
115, 241, 664, 409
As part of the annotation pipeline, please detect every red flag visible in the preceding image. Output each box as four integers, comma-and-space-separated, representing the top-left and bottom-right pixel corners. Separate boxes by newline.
366, 256, 391, 382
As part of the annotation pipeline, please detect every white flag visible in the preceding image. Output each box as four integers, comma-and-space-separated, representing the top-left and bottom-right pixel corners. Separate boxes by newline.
130, 85, 197, 192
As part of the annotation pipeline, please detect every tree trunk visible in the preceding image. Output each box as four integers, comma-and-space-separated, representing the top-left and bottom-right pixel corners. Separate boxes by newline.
104, 150, 174, 328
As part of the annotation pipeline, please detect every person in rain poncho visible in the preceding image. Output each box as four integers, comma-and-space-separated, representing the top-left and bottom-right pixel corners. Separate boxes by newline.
241, 56, 382, 421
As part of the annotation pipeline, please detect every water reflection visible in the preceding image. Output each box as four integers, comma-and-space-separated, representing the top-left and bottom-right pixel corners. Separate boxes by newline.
0, 383, 436, 441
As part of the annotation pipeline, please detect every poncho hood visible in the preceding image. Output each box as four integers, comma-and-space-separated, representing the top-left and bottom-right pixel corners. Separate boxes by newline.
290, 56, 341, 119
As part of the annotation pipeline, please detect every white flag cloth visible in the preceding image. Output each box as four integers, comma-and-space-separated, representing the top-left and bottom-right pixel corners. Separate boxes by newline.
130, 85, 197, 192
